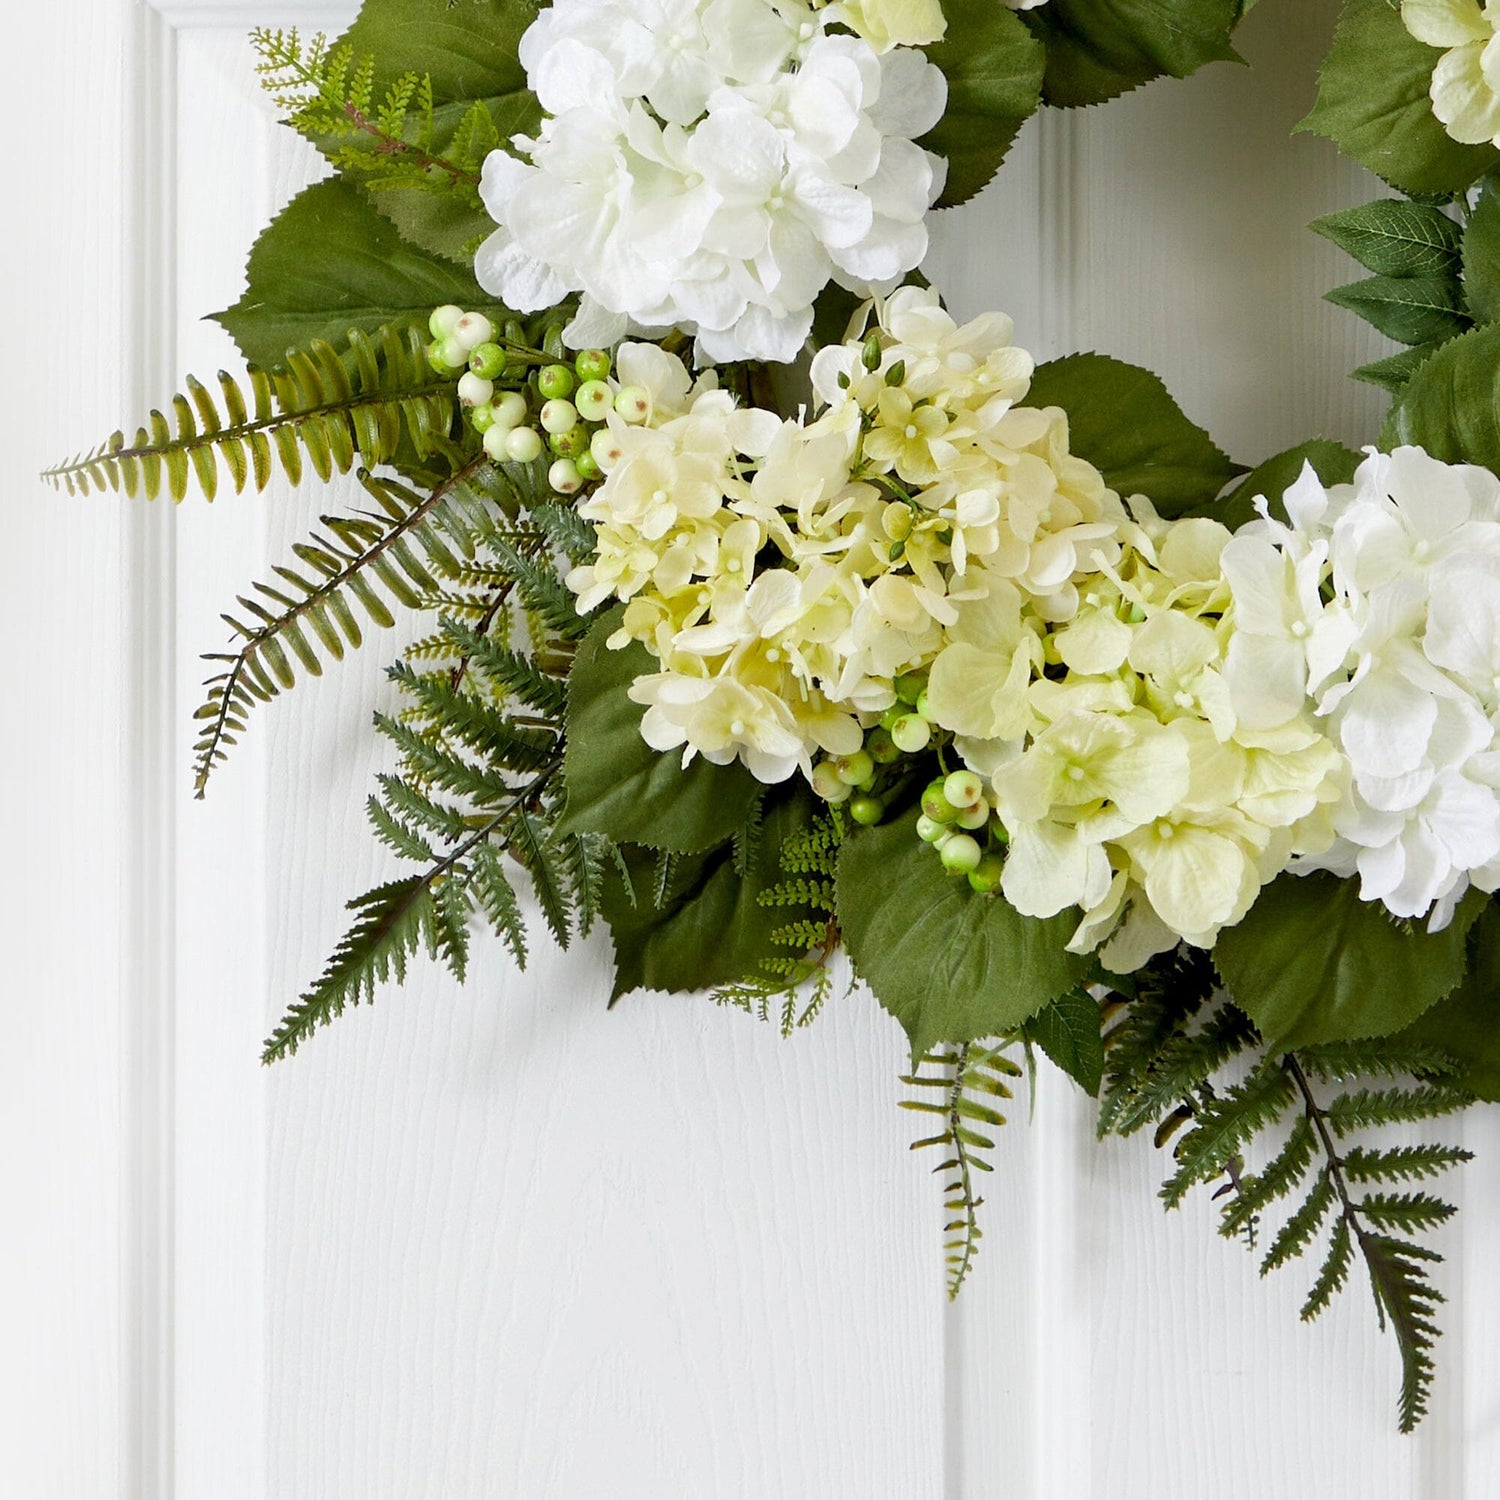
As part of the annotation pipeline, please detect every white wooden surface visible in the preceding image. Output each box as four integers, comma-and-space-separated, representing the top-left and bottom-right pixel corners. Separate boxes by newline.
10, 0, 1500, 1496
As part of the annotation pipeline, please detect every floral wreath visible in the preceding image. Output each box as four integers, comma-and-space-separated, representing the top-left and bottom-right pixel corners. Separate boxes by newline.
46, 0, 1500, 1431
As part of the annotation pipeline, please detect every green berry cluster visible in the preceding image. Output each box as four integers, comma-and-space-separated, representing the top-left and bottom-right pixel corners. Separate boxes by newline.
426, 304, 651, 498
809, 669, 1007, 895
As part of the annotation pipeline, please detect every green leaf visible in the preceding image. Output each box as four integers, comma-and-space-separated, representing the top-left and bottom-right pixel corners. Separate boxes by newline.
601, 792, 813, 1001
1462, 179, 1500, 324
1299, 0, 1499, 198
1324, 274, 1469, 346
328, 0, 543, 263
1024, 990, 1105, 1096
1208, 439, 1361, 530
1399, 902, 1500, 1101
1382, 322, 1500, 470
838, 811, 1091, 1056
1214, 874, 1483, 1050
559, 610, 761, 853
1353, 343, 1448, 395
1311, 200, 1463, 278
213, 178, 487, 370
1021, 0, 1241, 109
1026, 353, 1243, 516
919, 0, 1044, 208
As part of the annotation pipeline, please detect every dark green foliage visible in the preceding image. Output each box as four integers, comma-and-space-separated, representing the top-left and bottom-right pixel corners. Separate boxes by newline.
1300, 0, 1499, 198
1021, 0, 1241, 109
1207, 439, 1361, 529
714, 814, 845, 1037
1324, 274, 1470, 348
1461, 180, 1500, 324
43, 324, 459, 502
1383, 322, 1500, 469
1100, 960, 1472, 1432
901, 1041, 1024, 1296
1312, 201, 1463, 279
838, 809, 1092, 1056
213, 178, 492, 369
918, 0, 1044, 208
1025, 354, 1243, 516
1023, 990, 1106, 1097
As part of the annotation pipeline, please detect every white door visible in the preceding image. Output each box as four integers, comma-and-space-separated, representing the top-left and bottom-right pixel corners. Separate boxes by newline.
8, 1, 1500, 1495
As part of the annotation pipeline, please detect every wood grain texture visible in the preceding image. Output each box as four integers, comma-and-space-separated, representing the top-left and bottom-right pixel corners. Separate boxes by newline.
944, 2, 1498, 1495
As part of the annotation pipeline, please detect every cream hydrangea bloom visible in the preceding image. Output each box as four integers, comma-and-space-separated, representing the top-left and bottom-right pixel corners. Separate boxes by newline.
1402, 0, 1500, 145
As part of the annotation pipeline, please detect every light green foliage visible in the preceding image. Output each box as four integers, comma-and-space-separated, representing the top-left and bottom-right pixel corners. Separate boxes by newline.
1461, 179, 1500, 324
43, 324, 458, 502
1300, 0, 1499, 198
714, 813, 845, 1037
1026, 354, 1243, 517
1382, 322, 1500, 469
252, 1, 540, 265
918, 0, 1044, 208
1100, 964, 1472, 1432
838, 810, 1091, 1056
1214, 875, 1483, 1048
901, 1041, 1024, 1296
1021, 0, 1240, 109
1207, 438, 1361, 530
264, 461, 608, 1061
559, 613, 763, 853
214, 177, 492, 370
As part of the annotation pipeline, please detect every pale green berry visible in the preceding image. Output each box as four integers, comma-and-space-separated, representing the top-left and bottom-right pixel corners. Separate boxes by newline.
915, 690, 935, 722
614, 385, 651, 423
468, 342, 506, 380
879, 702, 907, 732
940, 833, 982, 875
811, 762, 852, 803
865, 727, 899, 765
891, 713, 932, 754
575, 451, 602, 482
454, 312, 493, 353
849, 795, 883, 826
575, 379, 613, 422
470, 402, 497, 434
504, 426, 544, 463
457, 372, 494, 409
915, 814, 947, 843
835, 749, 874, 786
482, 424, 511, 462
438, 335, 468, 370
920, 780, 957, 824
490, 391, 528, 430
895, 672, 927, 706
944, 770, 984, 809
576, 348, 612, 382
540, 398, 579, 435
429, 304, 464, 339
591, 429, 625, 468
548, 458, 584, 495
955, 801, 991, 831
427, 340, 461, 375
538, 363, 575, 400
549, 425, 590, 459
968, 853, 1004, 895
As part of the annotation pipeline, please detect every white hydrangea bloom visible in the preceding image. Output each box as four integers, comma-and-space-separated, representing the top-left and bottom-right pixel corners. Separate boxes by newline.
1401, 0, 1500, 145
1224, 445, 1500, 929
477, 0, 947, 364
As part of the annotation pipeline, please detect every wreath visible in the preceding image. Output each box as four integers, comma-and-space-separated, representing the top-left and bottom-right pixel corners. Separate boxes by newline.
46, 0, 1500, 1430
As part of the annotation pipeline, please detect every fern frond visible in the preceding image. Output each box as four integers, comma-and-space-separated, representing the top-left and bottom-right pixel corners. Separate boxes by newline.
902, 1041, 1022, 1298
43, 327, 459, 502
250, 29, 489, 200
190, 459, 486, 796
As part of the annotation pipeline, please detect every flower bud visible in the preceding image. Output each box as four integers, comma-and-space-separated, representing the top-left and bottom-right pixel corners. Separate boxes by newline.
861, 332, 883, 371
